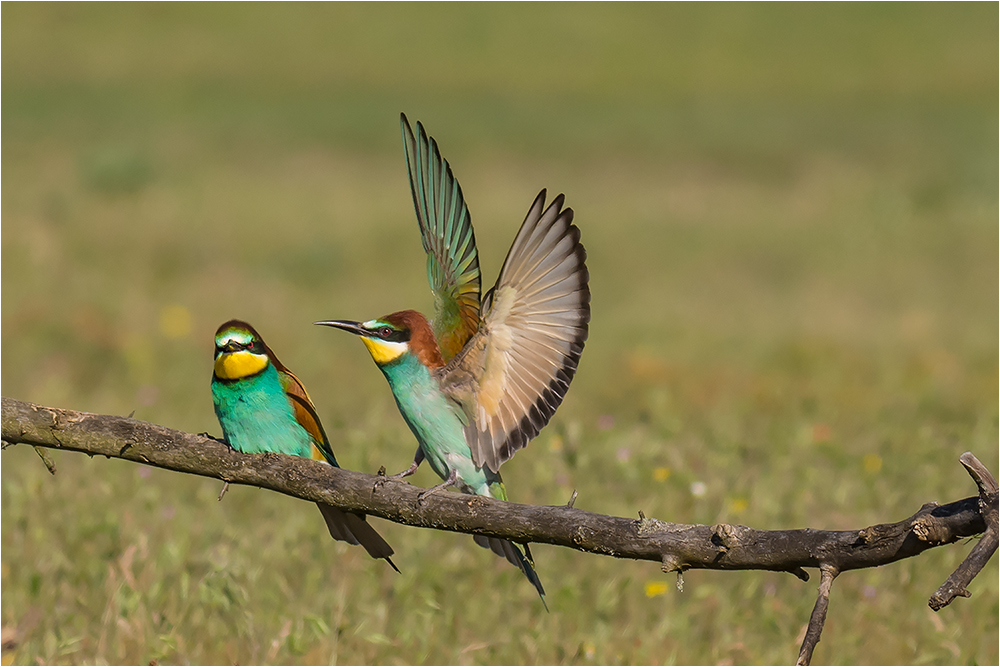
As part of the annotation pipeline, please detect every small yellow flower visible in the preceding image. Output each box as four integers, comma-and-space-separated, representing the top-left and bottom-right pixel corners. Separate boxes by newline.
729, 497, 749, 514
653, 467, 671, 482
863, 454, 883, 474
645, 581, 669, 598
159, 304, 192, 339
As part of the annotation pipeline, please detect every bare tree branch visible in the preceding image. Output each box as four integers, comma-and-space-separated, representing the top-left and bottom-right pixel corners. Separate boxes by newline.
928, 452, 998, 611
796, 564, 839, 666
2, 396, 995, 664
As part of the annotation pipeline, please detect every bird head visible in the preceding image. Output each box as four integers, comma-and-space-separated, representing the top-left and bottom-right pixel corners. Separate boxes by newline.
213, 320, 272, 380
316, 309, 444, 369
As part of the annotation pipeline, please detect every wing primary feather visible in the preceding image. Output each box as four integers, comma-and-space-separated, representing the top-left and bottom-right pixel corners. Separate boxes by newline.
400, 114, 482, 360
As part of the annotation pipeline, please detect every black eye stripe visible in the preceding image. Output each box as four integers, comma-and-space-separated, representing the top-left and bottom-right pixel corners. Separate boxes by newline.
374, 326, 411, 343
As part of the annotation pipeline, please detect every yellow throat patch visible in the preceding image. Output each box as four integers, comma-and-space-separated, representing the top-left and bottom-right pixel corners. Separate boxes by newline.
215, 350, 269, 380
361, 337, 408, 365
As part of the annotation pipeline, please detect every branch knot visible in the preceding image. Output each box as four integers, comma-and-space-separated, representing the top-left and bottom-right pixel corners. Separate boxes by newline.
711, 523, 747, 552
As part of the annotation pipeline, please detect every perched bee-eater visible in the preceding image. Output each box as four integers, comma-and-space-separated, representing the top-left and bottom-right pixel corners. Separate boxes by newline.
317, 115, 590, 604
211, 320, 398, 572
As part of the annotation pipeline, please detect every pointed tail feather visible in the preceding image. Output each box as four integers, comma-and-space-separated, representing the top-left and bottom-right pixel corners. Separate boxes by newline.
474, 535, 547, 608
317, 503, 400, 573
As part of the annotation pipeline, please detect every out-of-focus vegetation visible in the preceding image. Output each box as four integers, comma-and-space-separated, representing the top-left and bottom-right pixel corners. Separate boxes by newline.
2, 4, 996, 664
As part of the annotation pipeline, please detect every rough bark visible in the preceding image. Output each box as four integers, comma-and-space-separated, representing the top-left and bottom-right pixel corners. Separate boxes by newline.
2, 396, 995, 664
928, 452, 998, 611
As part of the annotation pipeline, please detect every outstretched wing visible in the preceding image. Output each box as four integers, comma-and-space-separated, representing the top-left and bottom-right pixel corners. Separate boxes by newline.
438, 190, 590, 473
401, 113, 481, 361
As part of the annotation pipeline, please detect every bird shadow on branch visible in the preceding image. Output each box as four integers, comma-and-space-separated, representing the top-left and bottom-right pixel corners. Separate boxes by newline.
1, 396, 995, 665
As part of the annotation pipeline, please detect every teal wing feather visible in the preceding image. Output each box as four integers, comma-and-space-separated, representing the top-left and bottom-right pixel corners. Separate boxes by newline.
401, 113, 481, 362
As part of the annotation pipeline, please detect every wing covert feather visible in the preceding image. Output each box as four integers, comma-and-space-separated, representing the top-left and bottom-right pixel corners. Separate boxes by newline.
272, 361, 338, 467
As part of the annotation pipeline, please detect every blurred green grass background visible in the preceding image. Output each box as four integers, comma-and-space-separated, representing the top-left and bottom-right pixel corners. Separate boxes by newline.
2, 4, 997, 664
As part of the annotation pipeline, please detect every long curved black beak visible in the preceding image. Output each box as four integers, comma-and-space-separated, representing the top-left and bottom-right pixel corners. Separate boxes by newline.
314, 320, 369, 337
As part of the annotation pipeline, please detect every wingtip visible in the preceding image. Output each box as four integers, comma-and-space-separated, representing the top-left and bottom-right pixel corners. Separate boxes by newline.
385, 556, 401, 574
401, 113, 415, 145
550, 192, 566, 212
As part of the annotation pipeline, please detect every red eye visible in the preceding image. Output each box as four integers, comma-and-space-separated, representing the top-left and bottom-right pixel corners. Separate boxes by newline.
379, 327, 393, 338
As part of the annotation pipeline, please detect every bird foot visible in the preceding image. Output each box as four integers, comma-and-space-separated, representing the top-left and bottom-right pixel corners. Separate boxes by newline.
372, 467, 414, 493
372, 460, 422, 493
372, 466, 391, 492
415, 470, 458, 506
416, 488, 438, 506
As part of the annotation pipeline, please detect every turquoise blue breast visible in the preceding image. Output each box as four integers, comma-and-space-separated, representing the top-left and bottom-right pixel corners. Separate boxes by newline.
380, 353, 498, 495
212, 364, 314, 458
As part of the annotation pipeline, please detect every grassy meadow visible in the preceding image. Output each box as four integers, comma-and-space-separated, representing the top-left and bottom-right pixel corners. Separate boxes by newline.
2, 4, 997, 664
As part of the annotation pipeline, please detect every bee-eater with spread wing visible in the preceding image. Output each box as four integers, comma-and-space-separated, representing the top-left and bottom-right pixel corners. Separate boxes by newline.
211, 319, 398, 572
317, 115, 590, 604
